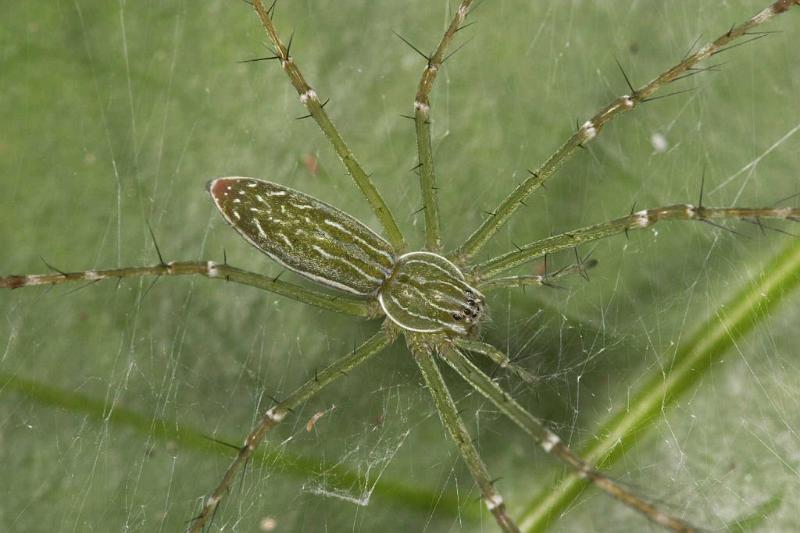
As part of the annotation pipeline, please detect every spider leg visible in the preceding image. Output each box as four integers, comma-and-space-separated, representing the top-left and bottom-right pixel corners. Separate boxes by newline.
248, 0, 405, 250
189, 325, 397, 533
0, 261, 378, 318
477, 253, 598, 292
408, 334, 520, 533
408, 0, 475, 252
453, 338, 538, 385
438, 342, 698, 532
450, 0, 799, 264
474, 204, 800, 279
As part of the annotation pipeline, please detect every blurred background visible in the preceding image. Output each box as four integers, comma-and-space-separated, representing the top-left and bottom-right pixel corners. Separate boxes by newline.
1, 1, 799, 531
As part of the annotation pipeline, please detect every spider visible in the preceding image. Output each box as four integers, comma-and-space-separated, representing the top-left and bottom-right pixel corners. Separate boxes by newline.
2, 0, 800, 531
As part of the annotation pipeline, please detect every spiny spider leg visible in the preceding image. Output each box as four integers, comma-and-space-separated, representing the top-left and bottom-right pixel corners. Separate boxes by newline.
451, 0, 800, 264
453, 338, 538, 385
473, 204, 800, 280
0, 261, 376, 318
477, 254, 598, 292
409, 0, 475, 252
249, 0, 405, 250
409, 335, 520, 533
189, 326, 397, 533
438, 342, 697, 532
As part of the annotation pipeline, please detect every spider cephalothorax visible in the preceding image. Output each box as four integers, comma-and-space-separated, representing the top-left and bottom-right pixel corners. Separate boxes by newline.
379, 252, 485, 336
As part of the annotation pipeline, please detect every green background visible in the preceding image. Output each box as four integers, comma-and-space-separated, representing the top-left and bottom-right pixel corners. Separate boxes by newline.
2, 1, 799, 531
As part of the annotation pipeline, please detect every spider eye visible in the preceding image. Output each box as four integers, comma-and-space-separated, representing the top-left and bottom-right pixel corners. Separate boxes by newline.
452, 313, 463, 321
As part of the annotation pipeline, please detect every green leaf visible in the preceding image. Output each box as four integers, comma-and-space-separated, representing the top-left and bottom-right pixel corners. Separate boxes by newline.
726, 492, 784, 533
2, 1, 799, 531
519, 239, 800, 530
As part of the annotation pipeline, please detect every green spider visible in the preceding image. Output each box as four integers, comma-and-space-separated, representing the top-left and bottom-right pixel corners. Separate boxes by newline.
3, 1, 799, 532
203, 171, 698, 531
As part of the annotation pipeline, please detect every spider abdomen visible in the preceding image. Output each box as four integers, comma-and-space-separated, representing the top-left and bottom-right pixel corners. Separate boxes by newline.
209, 177, 396, 296
378, 252, 484, 336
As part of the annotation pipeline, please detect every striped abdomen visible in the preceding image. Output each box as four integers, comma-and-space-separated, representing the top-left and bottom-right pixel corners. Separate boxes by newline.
208, 177, 396, 296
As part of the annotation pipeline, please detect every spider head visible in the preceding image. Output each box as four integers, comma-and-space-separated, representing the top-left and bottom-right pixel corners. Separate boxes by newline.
379, 252, 485, 336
